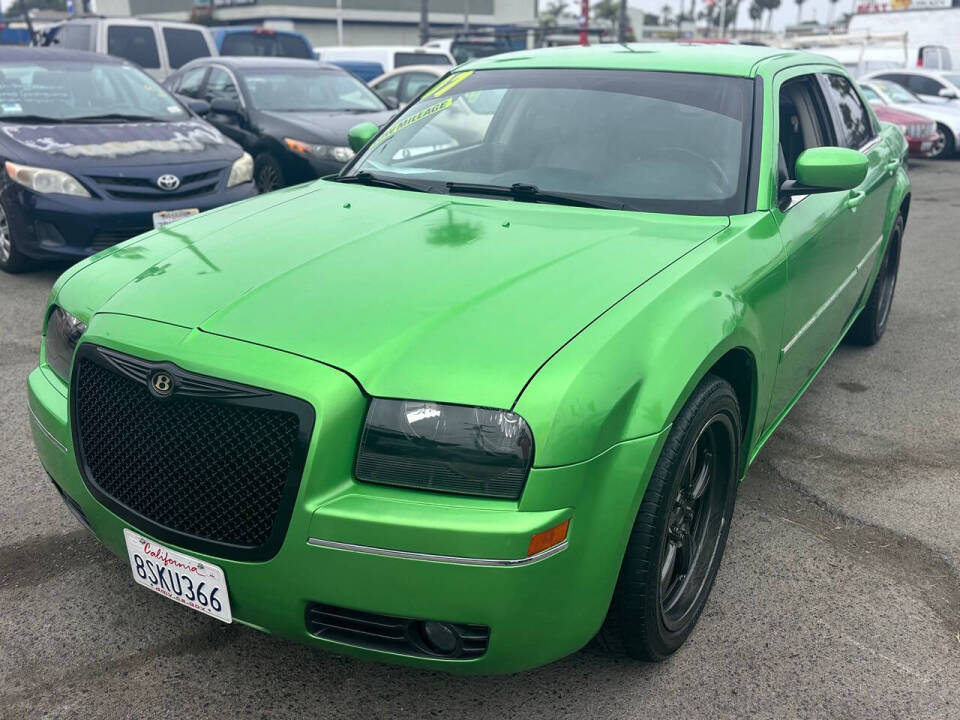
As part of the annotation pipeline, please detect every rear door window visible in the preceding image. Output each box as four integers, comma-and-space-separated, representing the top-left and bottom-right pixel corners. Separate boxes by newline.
905, 74, 947, 97
163, 27, 211, 69
107, 25, 160, 69
394, 52, 450, 67
400, 71, 438, 103
220, 31, 312, 59
819, 73, 875, 149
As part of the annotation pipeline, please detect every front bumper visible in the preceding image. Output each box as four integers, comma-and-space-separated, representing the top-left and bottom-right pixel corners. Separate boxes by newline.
4, 182, 256, 261
907, 135, 938, 156
28, 313, 666, 674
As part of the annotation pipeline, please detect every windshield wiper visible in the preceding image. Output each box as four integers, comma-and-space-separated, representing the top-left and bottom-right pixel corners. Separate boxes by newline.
334, 171, 432, 193
0, 114, 68, 124
63, 113, 172, 123
445, 181, 625, 210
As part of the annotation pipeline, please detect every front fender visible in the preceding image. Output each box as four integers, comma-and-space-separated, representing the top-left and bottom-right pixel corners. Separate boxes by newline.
515, 212, 786, 468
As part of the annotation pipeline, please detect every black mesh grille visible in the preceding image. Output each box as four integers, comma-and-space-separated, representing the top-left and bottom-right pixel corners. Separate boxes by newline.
305, 603, 489, 660
72, 347, 313, 560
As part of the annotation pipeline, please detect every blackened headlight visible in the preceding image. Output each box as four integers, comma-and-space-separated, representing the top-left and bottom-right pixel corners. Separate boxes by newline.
355, 399, 534, 499
44, 306, 86, 381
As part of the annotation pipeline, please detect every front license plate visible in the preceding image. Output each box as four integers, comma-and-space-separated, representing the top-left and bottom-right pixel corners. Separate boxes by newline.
152, 208, 199, 228
123, 529, 232, 623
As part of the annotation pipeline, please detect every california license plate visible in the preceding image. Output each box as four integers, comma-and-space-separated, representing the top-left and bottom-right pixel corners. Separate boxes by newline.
123, 529, 232, 623
152, 208, 199, 228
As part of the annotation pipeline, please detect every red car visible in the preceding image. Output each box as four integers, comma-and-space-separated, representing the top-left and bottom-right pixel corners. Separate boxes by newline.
869, 102, 939, 157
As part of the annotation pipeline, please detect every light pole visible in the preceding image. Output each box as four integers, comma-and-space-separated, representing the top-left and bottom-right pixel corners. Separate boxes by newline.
618, 0, 628, 42
580, 0, 589, 45
420, 0, 430, 45
336, 0, 343, 46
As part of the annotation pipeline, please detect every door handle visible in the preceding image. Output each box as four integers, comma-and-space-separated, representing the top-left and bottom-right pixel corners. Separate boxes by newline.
844, 190, 866, 209
885, 159, 900, 173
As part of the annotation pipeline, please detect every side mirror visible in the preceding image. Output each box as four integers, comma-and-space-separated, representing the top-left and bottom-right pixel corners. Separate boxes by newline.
779, 147, 867, 207
348, 122, 379, 153
210, 98, 242, 117
938, 87, 958, 99
185, 98, 210, 116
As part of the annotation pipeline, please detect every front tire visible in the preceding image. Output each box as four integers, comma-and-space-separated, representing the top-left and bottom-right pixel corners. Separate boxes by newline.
847, 214, 903, 346
926, 124, 955, 159
0, 199, 32, 274
254, 152, 285, 193
598, 375, 741, 661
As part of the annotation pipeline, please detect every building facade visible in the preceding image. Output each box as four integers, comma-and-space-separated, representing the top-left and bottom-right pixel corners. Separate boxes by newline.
92, 0, 538, 46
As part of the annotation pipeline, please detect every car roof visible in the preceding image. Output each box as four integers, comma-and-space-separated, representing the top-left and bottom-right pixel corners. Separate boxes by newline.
461, 43, 840, 77
316, 45, 450, 53
182, 56, 339, 72
210, 26, 306, 36
0, 46, 124, 64
58, 17, 203, 29
373, 65, 448, 80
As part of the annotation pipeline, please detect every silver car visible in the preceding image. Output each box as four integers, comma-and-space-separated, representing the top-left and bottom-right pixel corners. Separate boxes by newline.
860, 78, 960, 159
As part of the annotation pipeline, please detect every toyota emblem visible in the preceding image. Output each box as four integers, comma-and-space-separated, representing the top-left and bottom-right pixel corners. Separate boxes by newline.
156, 174, 180, 191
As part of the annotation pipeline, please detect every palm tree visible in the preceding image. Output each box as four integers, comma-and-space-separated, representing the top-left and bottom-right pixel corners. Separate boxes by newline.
827, 0, 839, 25
749, 1, 763, 33
592, 0, 621, 38
662, 3, 674, 25
538, 1, 569, 29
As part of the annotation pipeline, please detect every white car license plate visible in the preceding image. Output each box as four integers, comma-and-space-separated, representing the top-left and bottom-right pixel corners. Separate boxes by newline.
123, 529, 232, 623
152, 208, 199, 228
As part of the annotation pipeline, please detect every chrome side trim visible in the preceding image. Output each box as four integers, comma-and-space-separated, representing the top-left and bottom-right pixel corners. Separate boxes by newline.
782, 234, 885, 356
29, 406, 67, 453
307, 537, 569, 567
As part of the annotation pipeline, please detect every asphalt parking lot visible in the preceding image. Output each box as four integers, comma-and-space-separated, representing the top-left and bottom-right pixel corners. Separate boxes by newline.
1, 160, 958, 720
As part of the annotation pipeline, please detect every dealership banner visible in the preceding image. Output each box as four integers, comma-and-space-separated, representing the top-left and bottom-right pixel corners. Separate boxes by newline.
857, 0, 957, 12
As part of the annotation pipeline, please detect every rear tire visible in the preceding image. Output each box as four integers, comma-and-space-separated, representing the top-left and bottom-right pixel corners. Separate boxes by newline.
597, 375, 741, 661
847, 215, 903, 346
254, 153, 285, 193
0, 199, 32, 274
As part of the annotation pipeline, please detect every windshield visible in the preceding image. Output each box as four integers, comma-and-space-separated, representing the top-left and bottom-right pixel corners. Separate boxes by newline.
242, 68, 387, 112
942, 74, 960, 88
859, 85, 881, 103
0, 60, 188, 121
346, 68, 754, 215
874, 80, 920, 104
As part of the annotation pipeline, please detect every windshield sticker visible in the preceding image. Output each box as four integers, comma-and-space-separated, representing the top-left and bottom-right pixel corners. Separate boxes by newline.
371, 97, 452, 148
1, 121, 224, 158
166, 105, 181, 114
1, 102, 22, 114
430, 71, 474, 98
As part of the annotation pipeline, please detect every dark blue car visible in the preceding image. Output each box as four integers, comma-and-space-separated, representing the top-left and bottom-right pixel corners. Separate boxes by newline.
0, 47, 256, 273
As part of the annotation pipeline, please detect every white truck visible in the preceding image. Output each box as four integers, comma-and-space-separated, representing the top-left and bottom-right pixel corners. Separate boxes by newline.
848, 5, 960, 69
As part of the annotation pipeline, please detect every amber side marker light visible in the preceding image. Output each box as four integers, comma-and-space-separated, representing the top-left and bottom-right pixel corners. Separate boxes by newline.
527, 519, 570, 556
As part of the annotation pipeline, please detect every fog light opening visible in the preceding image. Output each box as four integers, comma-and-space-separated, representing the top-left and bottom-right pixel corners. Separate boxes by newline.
418, 621, 459, 656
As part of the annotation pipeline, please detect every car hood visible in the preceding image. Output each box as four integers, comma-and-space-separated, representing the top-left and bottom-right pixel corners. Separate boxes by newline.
259, 109, 395, 144
60, 181, 728, 409
0, 120, 241, 168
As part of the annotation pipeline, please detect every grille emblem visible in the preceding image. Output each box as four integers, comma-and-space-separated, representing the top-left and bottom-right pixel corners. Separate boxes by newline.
156, 174, 180, 191
151, 371, 173, 396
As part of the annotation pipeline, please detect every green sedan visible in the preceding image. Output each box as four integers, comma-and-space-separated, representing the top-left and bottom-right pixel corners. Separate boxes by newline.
28, 44, 909, 674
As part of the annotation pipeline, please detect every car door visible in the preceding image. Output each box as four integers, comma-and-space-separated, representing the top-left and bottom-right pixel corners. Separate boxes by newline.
767, 71, 867, 420
819, 71, 895, 287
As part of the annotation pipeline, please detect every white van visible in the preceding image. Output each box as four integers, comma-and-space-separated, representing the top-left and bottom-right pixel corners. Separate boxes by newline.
313, 46, 453, 82
41, 18, 217, 81
848, 8, 958, 69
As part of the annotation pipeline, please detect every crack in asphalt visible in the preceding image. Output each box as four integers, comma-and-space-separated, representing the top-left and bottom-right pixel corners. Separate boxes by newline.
745, 457, 960, 637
